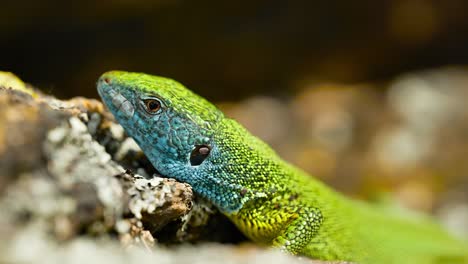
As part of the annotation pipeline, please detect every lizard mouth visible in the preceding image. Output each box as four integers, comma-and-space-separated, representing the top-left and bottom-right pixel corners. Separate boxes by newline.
97, 83, 135, 119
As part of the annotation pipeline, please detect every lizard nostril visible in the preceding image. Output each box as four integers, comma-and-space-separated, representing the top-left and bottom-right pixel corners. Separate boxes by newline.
103, 77, 111, 84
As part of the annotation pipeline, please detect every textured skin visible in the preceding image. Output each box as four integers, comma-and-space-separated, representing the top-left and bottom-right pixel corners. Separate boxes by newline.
97, 71, 468, 264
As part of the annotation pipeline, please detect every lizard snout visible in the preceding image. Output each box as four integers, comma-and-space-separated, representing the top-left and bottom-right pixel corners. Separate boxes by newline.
97, 76, 135, 119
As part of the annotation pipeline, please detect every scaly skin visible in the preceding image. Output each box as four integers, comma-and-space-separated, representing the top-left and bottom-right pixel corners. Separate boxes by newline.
97, 71, 468, 264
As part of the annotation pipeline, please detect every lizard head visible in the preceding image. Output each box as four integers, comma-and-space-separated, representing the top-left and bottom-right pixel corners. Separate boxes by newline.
98, 71, 272, 213
97, 70, 223, 177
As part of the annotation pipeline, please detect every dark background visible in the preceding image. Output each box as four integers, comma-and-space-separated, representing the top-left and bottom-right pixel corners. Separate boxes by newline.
2, 0, 468, 100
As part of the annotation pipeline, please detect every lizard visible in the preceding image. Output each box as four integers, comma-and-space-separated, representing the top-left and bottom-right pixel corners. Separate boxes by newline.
97, 70, 468, 264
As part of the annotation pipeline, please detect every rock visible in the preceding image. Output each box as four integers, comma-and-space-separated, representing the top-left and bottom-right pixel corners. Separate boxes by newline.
0, 87, 64, 194
0, 83, 196, 243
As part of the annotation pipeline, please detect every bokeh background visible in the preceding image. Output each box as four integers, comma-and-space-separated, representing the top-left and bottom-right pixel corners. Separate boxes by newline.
2, 0, 468, 237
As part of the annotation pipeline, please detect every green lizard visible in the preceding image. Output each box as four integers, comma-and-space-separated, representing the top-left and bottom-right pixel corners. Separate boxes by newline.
97, 71, 468, 264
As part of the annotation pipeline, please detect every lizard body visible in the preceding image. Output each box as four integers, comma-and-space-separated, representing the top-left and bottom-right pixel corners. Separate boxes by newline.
97, 71, 468, 263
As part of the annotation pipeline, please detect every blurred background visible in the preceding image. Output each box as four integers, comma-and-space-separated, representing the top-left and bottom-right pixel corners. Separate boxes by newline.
2, 0, 468, 237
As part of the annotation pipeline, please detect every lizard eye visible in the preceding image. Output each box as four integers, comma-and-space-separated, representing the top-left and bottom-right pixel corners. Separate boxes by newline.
143, 98, 162, 114
190, 145, 211, 166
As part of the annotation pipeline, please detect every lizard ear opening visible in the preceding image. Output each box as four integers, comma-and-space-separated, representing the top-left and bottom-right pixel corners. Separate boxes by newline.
190, 145, 211, 166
